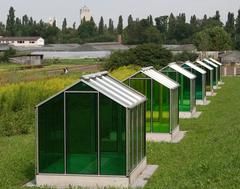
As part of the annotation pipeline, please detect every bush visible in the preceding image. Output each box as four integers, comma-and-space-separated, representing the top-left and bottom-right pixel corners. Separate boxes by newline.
173, 51, 199, 62
105, 43, 173, 70
0, 77, 75, 137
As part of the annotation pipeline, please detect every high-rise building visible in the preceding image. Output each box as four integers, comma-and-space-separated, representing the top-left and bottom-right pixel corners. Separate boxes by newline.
80, 5, 91, 23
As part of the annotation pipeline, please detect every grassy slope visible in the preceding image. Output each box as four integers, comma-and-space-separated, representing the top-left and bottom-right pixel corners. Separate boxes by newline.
0, 75, 240, 188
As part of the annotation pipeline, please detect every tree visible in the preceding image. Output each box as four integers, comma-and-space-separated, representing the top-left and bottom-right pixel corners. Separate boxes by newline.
123, 19, 162, 44
73, 22, 76, 30
117, 15, 123, 34
78, 17, 97, 39
62, 18, 67, 31
225, 12, 235, 39
108, 18, 114, 33
155, 16, 168, 33
214, 11, 221, 22
148, 15, 153, 25
98, 16, 104, 34
190, 15, 197, 26
0, 22, 5, 35
128, 15, 133, 25
6, 7, 16, 36
235, 9, 240, 49
194, 26, 232, 51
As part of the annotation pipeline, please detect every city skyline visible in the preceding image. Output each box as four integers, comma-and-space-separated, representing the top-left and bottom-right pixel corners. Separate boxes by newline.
0, 0, 240, 27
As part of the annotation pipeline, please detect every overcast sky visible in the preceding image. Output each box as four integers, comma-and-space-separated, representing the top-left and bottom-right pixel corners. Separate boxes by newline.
0, 0, 240, 27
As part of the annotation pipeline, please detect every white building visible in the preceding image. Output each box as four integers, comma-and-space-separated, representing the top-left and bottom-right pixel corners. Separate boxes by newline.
80, 5, 91, 22
0, 37, 45, 47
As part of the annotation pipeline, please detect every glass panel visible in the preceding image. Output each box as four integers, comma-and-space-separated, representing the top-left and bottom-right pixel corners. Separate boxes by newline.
127, 110, 131, 175
152, 81, 170, 133
138, 105, 142, 163
191, 80, 196, 111
181, 75, 191, 112
183, 65, 204, 100
170, 89, 179, 132
100, 94, 126, 175
66, 93, 97, 174
66, 81, 96, 91
38, 93, 64, 173
162, 67, 191, 112
129, 78, 151, 132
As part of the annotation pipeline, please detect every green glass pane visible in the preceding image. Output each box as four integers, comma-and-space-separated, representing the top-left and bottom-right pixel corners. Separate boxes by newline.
100, 94, 126, 175
127, 110, 131, 175
67, 82, 96, 91
129, 78, 151, 132
38, 93, 64, 173
66, 93, 97, 174
182, 65, 204, 100
137, 105, 142, 163
152, 81, 170, 133
180, 75, 191, 111
171, 89, 179, 131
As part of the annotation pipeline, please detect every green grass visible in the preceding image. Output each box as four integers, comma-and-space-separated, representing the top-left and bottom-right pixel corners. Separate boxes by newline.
110, 65, 140, 81
0, 76, 240, 188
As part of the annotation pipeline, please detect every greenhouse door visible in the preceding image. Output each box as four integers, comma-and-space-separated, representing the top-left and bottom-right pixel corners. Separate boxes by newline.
65, 92, 98, 174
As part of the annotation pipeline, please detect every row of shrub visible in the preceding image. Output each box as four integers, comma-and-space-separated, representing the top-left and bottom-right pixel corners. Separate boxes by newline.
0, 77, 76, 136
104, 43, 199, 70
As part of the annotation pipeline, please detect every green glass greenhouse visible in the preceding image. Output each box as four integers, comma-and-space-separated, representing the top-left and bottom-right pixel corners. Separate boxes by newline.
195, 60, 214, 95
161, 63, 197, 118
123, 67, 179, 137
182, 61, 207, 105
209, 58, 223, 84
203, 59, 219, 88
35, 71, 147, 188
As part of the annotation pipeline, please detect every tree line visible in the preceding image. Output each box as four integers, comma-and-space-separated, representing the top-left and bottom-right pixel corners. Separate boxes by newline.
0, 7, 240, 50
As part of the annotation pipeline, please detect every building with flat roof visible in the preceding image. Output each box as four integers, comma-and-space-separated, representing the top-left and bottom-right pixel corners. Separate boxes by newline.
0, 37, 44, 47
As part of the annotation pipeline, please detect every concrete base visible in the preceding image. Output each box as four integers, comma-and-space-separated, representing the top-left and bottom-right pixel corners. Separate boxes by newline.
213, 85, 221, 90
218, 81, 224, 85
206, 91, 217, 96
131, 165, 158, 188
32, 159, 148, 188
146, 126, 186, 143
196, 99, 211, 106
179, 110, 201, 119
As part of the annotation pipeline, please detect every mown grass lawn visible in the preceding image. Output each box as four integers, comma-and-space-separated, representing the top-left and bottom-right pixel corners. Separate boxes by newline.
0, 76, 240, 189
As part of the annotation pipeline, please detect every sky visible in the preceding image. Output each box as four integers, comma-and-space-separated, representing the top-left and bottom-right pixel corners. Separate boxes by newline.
0, 0, 240, 27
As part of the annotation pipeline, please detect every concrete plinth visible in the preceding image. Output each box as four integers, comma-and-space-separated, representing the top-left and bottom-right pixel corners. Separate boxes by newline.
179, 108, 201, 119
29, 159, 152, 189
131, 165, 158, 188
206, 91, 217, 96
213, 85, 221, 90
218, 81, 224, 85
146, 126, 186, 143
196, 98, 211, 106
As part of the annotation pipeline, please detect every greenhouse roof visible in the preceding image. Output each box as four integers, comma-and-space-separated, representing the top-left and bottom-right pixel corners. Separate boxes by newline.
196, 60, 213, 70
209, 58, 222, 66
184, 61, 206, 74
168, 63, 196, 80
81, 71, 146, 108
203, 59, 218, 68
141, 67, 179, 89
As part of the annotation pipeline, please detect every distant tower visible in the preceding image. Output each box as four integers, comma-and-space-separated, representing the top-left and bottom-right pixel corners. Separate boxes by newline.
48, 17, 56, 26
80, 5, 91, 23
